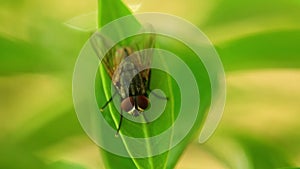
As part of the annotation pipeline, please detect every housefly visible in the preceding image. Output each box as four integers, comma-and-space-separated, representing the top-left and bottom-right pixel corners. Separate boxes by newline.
91, 27, 165, 136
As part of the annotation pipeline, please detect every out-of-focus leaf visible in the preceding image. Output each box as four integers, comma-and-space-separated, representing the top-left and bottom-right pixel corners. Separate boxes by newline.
200, 0, 300, 46
203, 133, 292, 169
0, 141, 46, 169
64, 11, 98, 32
202, 0, 300, 28
217, 30, 300, 71
0, 21, 89, 75
0, 36, 53, 75
18, 109, 85, 151
237, 135, 291, 169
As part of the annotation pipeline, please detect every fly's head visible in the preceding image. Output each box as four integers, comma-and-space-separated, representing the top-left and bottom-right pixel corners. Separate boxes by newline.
121, 96, 149, 116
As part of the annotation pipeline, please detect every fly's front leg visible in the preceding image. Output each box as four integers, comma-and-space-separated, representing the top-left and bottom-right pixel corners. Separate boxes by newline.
100, 91, 117, 112
147, 89, 168, 100
115, 109, 123, 137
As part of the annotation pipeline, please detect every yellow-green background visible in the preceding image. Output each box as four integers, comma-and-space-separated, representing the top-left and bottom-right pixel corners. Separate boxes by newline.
0, 0, 299, 168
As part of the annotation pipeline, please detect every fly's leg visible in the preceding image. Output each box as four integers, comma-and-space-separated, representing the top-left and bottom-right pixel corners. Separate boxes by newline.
100, 91, 117, 112
115, 109, 123, 137
147, 89, 168, 100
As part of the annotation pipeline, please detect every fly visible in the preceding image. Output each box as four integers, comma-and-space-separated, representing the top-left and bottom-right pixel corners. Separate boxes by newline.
91, 27, 166, 136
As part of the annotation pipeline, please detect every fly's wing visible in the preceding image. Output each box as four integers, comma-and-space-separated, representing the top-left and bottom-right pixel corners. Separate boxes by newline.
90, 32, 123, 78
130, 25, 156, 88
90, 25, 155, 84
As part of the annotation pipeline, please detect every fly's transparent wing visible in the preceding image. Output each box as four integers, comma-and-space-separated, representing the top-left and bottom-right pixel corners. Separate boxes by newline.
90, 25, 155, 83
90, 32, 122, 78
132, 24, 156, 67
129, 25, 156, 88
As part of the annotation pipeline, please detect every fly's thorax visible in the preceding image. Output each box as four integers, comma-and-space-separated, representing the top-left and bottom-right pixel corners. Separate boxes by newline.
113, 58, 147, 98
115, 61, 136, 98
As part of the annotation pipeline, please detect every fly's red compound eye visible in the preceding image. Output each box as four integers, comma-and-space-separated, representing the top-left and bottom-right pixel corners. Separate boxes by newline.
121, 97, 134, 112
137, 96, 149, 111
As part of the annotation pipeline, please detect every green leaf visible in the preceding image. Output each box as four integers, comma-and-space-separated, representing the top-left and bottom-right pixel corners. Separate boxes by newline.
95, 1, 212, 168
95, 35, 211, 168
203, 133, 293, 169
98, 0, 137, 28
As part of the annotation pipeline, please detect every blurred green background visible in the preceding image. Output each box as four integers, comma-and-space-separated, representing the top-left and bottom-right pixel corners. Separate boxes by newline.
0, 0, 300, 168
